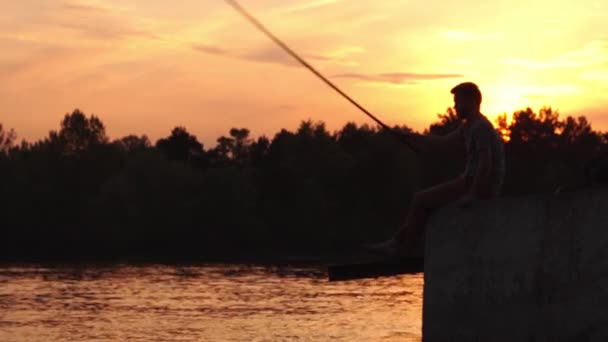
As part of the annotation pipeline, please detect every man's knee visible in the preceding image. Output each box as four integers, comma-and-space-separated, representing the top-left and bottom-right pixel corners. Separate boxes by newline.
412, 190, 434, 210
413, 180, 465, 210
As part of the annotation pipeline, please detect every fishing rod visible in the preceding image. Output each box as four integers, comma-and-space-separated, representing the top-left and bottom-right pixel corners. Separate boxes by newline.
223, 0, 418, 153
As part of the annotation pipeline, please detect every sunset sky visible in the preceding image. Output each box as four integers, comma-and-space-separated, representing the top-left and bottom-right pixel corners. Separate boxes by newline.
1, 0, 607, 146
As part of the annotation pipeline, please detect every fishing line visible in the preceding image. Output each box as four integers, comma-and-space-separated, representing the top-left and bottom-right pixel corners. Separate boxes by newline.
223, 0, 417, 153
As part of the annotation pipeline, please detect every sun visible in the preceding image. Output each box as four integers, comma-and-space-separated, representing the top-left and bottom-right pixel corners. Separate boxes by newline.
481, 83, 529, 118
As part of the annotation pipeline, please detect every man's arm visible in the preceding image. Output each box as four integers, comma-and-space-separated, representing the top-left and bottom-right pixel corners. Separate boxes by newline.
468, 147, 492, 197
400, 124, 463, 149
436, 126, 463, 146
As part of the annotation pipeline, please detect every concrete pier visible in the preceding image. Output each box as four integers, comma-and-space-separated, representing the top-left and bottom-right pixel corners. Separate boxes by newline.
423, 187, 608, 341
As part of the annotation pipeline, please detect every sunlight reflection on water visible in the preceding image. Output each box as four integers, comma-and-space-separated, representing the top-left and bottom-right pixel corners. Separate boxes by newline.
0, 264, 422, 341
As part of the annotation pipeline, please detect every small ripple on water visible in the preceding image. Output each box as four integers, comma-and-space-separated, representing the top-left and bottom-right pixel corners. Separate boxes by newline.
0, 264, 423, 341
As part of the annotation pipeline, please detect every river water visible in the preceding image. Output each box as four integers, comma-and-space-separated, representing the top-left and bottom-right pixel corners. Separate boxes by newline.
0, 264, 423, 341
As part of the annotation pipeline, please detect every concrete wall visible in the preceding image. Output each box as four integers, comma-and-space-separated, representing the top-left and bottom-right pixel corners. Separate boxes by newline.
423, 187, 608, 342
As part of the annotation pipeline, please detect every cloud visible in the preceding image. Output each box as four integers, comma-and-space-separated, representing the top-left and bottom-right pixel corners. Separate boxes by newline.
524, 84, 582, 96
439, 30, 499, 41
192, 43, 362, 67
192, 44, 231, 56
59, 0, 132, 15
194, 44, 296, 67
315, 45, 365, 66
275, 0, 346, 15
503, 41, 608, 69
54, 1, 156, 40
581, 69, 608, 84
60, 2, 110, 13
504, 58, 583, 69
54, 20, 157, 40
243, 46, 298, 67
1, 0, 157, 43
273, 104, 299, 111
0, 45, 81, 79
0, 60, 33, 78
332, 72, 465, 85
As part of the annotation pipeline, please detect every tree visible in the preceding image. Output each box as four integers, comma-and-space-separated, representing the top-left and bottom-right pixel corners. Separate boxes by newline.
210, 136, 235, 165
495, 113, 510, 141
49, 109, 108, 155
209, 128, 253, 165
508, 107, 561, 146
114, 135, 151, 153
296, 120, 331, 139
156, 127, 204, 162
337, 122, 377, 153
249, 136, 270, 166
0, 124, 16, 153
230, 128, 252, 164
425, 108, 460, 135
560, 115, 599, 146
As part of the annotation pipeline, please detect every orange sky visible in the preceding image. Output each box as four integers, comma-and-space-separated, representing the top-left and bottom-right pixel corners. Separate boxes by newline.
1, 0, 607, 147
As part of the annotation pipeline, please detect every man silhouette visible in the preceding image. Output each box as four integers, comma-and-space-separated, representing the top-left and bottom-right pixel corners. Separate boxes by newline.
369, 82, 506, 257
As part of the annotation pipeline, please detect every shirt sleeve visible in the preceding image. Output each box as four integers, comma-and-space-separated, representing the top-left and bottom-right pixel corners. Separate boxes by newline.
472, 124, 493, 152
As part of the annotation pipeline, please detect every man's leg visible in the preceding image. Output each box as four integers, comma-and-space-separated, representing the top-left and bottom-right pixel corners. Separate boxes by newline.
396, 177, 467, 250
367, 177, 467, 256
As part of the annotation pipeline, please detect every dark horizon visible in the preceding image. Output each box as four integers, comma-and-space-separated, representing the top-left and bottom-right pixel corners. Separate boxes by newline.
1, 106, 607, 262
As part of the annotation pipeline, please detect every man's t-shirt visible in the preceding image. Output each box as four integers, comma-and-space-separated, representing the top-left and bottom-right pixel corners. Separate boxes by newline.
460, 115, 505, 195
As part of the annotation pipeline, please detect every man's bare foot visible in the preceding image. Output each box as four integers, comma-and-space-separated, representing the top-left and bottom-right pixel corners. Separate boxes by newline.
362, 235, 425, 259
363, 238, 423, 259
362, 237, 400, 257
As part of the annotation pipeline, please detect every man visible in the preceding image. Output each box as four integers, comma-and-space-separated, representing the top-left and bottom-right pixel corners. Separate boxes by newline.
369, 82, 505, 257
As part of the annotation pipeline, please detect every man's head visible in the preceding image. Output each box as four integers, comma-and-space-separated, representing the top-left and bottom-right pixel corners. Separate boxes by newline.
451, 82, 482, 119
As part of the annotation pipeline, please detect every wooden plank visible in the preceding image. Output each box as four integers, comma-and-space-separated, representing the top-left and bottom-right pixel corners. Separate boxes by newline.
326, 257, 424, 281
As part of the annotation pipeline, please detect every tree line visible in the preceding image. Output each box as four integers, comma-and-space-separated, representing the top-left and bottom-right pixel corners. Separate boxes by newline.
0, 107, 606, 261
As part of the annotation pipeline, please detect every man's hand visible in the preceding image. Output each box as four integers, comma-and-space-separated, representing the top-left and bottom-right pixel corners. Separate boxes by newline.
394, 130, 420, 152
397, 130, 414, 144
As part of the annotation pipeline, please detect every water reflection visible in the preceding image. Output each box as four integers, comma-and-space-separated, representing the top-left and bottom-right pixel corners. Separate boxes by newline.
0, 264, 422, 341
